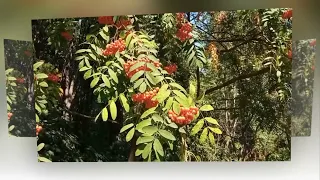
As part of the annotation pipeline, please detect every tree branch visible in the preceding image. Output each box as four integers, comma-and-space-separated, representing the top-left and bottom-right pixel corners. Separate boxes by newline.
205, 66, 270, 95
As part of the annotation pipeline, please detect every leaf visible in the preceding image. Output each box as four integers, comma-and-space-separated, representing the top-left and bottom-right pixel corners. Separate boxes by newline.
33, 61, 44, 70
189, 83, 196, 97
101, 74, 111, 88
156, 90, 171, 103
36, 73, 48, 79
39, 82, 48, 87
75, 49, 91, 54
152, 114, 163, 122
172, 101, 181, 115
208, 132, 215, 146
164, 97, 174, 110
125, 32, 134, 47
102, 107, 108, 121
38, 157, 52, 162
199, 128, 208, 144
209, 127, 222, 134
136, 119, 152, 133
8, 125, 15, 131
200, 104, 214, 111
83, 69, 92, 80
142, 126, 158, 135
37, 143, 45, 151
190, 119, 204, 136
204, 117, 219, 125
140, 107, 156, 119
119, 93, 130, 112
153, 139, 164, 156
99, 31, 109, 41
129, 61, 145, 72
79, 66, 91, 72
142, 143, 153, 159
126, 128, 135, 142
136, 136, 154, 145
168, 123, 178, 129
169, 83, 187, 94
36, 114, 40, 123
135, 145, 145, 156
134, 79, 144, 89
146, 72, 156, 85
276, 71, 281, 77
120, 123, 134, 133
108, 69, 118, 84
109, 100, 117, 120
90, 77, 100, 88
75, 56, 85, 61
158, 84, 169, 93
158, 130, 176, 141
188, 51, 195, 62
130, 71, 144, 82
139, 82, 147, 93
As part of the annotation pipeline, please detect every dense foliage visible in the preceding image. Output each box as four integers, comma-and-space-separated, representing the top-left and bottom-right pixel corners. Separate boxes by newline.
4, 40, 35, 137
291, 39, 316, 136
29, 8, 294, 162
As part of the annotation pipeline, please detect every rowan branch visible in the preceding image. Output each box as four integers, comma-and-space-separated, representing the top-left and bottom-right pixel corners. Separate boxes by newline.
205, 66, 270, 95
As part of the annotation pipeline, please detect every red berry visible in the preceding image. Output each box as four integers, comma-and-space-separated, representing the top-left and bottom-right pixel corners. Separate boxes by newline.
61, 31, 73, 41
98, 16, 114, 25
310, 40, 316, 46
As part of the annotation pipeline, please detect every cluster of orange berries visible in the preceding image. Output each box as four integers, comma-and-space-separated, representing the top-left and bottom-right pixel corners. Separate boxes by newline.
164, 64, 178, 75
132, 87, 160, 109
16, 78, 25, 84
98, 16, 114, 25
98, 16, 132, 29
7, 112, 13, 120
36, 124, 42, 136
176, 22, 193, 42
176, 13, 185, 24
124, 58, 162, 78
24, 50, 32, 57
282, 9, 292, 19
48, 74, 60, 83
102, 38, 126, 56
310, 39, 316, 46
115, 18, 132, 29
288, 50, 292, 59
168, 106, 199, 125
61, 31, 73, 41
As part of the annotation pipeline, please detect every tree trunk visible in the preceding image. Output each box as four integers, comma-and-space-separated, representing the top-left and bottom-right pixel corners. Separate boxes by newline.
128, 135, 137, 161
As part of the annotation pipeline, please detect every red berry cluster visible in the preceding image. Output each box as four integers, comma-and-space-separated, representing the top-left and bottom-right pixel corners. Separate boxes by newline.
288, 50, 292, 59
176, 13, 185, 24
164, 64, 178, 75
103, 38, 126, 56
312, 65, 315, 71
132, 87, 160, 109
124, 58, 162, 78
282, 9, 292, 19
61, 31, 73, 41
168, 106, 199, 125
98, 16, 114, 25
176, 23, 192, 42
7, 112, 13, 120
310, 39, 316, 46
48, 74, 60, 83
16, 78, 25, 84
24, 50, 32, 57
116, 18, 132, 29
36, 124, 42, 136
